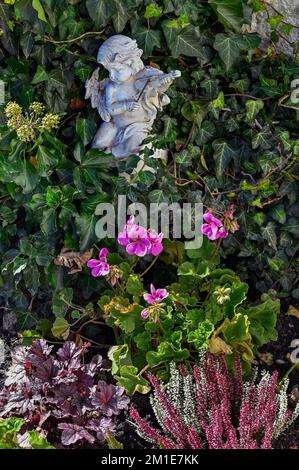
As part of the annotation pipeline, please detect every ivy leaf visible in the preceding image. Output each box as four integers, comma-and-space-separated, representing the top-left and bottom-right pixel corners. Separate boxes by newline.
36, 146, 59, 177
76, 214, 97, 251
41, 208, 57, 237
52, 287, 73, 317
20, 32, 34, 58
245, 99, 264, 121
195, 121, 216, 145
133, 27, 162, 56
32, 65, 49, 85
252, 127, 272, 149
14, 161, 39, 194
261, 222, 277, 250
76, 119, 97, 146
209, 0, 246, 32
86, 0, 116, 28
214, 33, 244, 70
32, 0, 47, 23
269, 204, 286, 224
212, 139, 237, 180
168, 29, 209, 61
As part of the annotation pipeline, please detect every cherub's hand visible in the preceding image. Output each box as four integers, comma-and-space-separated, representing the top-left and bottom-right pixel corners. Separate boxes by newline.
170, 70, 181, 78
127, 101, 140, 112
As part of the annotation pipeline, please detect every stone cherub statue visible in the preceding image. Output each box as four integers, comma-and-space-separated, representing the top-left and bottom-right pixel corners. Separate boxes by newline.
85, 35, 181, 159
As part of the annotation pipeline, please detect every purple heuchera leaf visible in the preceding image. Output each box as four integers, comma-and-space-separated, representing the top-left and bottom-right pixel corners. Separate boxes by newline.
0, 339, 130, 448
58, 423, 95, 445
91, 381, 130, 417
4, 346, 28, 386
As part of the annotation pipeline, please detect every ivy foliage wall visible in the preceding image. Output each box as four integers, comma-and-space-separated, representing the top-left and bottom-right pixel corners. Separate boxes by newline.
0, 0, 298, 328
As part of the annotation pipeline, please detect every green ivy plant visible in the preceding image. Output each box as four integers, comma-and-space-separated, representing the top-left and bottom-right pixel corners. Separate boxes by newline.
0, 1, 297, 336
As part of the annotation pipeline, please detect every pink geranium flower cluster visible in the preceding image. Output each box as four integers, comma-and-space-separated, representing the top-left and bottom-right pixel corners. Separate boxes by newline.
118, 216, 163, 257
201, 212, 228, 241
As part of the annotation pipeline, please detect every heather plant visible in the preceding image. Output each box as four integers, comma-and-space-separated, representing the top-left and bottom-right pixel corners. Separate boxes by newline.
0, 340, 129, 448
130, 354, 299, 449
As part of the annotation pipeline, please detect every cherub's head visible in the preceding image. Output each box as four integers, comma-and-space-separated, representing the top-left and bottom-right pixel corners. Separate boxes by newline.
97, 35, 144, 83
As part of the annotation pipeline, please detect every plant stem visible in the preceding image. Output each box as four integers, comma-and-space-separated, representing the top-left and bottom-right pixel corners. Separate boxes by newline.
140, 256, 158, 277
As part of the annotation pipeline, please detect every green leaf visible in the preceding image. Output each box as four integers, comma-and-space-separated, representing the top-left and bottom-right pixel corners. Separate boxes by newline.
245, 99, 264, 121
209, 0, 246, 32
252, 127, 272, 149
76, 214, 97, 251
146, 341, 189, 367
126, 274, 144, 296
28, 431, 54, 449
270, 204, 286, 224
223, 313, 251, 343
108, 344, 132, 375
195, 121, 216, 145
187, 319, 214, 349
86, 0, 116, 27
32, 65, 49, 85
241, 299, 279, 347
51, 316, 70, 340
52, 287, 73, 317
212, 139, 237, 180
168, 29, 208, 61
133, 27, 162, 56
32, 0, 48, 23
76, 119, 97, 146
41, 208, 57, 237
144, 3, 163, 19
115, 365, 150, 395
261, 222, 277, 250
36, 146, 59, 176
214, 33, 244, 70
15, 161, 39, 194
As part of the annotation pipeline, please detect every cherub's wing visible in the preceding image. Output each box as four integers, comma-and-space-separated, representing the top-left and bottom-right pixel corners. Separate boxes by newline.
85, 69, 111, 122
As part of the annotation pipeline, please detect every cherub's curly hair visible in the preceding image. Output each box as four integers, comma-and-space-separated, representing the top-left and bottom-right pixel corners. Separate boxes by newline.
97, 35, 144, 74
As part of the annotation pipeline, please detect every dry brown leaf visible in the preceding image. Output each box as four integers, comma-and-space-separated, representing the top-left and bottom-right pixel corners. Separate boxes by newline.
209, 335, 233, 355
54, 247, 93, 274
287, 305, 299, 319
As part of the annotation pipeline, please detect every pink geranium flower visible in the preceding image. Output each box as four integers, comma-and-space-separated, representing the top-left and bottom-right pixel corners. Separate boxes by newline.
201, 213, 228, 241
118, 217, 164, 258
147, 229, 164, 256
87, 248, 110, 277
143, 284, 169, 304
126, 224, 151, 257
141, 284, 169, 320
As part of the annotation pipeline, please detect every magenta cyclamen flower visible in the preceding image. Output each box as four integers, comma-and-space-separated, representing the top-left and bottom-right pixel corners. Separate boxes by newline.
201, 212, 228, 241
87, 248, 110, 277
118, 217, 164, 257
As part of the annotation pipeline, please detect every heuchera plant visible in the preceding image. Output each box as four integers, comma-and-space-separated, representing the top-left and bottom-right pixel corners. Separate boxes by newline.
130, 355, 299, 449
0, 340, 129, 448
